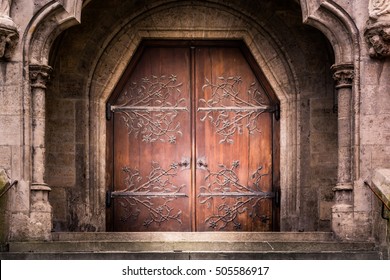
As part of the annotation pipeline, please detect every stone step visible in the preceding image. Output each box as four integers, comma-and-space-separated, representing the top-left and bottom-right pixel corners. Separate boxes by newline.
1, 251, 382, 260
51, 231, 335, 242
7, 240, 377, 253
1, 232, 381, 260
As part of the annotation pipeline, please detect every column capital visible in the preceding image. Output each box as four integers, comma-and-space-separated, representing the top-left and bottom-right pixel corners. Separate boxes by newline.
331, 63, 354, 89
29, 64, 53, 89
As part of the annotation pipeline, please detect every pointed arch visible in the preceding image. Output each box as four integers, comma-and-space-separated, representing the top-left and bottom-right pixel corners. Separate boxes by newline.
300, 0, 361, 181
300, 0, 359, 64
24, 0, 83, 65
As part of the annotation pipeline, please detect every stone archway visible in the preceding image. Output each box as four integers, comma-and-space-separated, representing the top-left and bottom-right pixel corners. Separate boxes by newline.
18, 0, 359, 240
86, 1, 300, 232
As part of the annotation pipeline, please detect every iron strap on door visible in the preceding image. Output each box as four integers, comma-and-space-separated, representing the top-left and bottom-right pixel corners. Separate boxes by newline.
106, 74, 188, 144
196, 159, 275, 230
106, 160, 190, 227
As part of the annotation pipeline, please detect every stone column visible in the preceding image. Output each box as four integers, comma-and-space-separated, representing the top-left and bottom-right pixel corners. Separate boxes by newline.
29, 64, 53, 240
0, 0, 18, 60
331, 63, 355, 240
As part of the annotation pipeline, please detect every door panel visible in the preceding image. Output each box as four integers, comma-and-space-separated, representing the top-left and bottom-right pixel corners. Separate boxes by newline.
195, 47, 274, 231
111, 47, 192, 231
108, 42, 278, 232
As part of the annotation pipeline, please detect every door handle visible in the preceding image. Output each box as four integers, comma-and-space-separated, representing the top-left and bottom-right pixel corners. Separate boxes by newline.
197, 158, 208, 170
178, 157, 190, 170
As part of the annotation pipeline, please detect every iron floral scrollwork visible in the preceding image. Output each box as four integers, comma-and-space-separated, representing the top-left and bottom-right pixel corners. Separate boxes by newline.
112, 161, 187, 227
198, 160, 274, 230
111, 74, 188, 143
198, 76, 273, 144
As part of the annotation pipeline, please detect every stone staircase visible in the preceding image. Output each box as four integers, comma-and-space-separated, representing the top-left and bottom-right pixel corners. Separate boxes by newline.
0, 232, 382, 260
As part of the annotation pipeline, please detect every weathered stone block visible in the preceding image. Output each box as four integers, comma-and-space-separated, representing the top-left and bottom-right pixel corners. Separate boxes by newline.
332, 204, 354, 240
320, 201, 333, 220
0, 146, 11, 171
360, 84, 390, 116
46, 165, 75, 187
47, 152, 75, 166
360, 58, 387, 86
46, 98, 74, 120
352, 211, 373, 241
311, 152, 338, 167
50, 187, 67, 217
8, 213, 29, 241
59, 75, 84, 98
310, 133, 337, 154
0, 115, 20, 145
354, 180, 374, 212
0, 63, 21, 86
361, 114, 390, 145
360, 145, 390, 179
47, 118, 75, 140
0, 85, 22, 115
75, 100, 87, 141
10, 180, 29, 213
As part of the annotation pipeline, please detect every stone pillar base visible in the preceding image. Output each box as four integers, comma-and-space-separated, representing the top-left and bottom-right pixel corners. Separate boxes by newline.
332, 203, 354, 240
332, 182, 354, 240
28, 184, 52, 241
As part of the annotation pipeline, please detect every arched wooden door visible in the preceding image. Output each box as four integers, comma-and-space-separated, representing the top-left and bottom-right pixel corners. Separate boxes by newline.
106, 41, 280, 232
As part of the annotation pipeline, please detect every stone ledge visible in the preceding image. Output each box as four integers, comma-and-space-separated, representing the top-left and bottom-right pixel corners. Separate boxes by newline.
368, 169, 390, 211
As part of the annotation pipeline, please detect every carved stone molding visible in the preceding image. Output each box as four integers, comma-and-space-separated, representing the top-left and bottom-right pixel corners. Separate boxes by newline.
368, 0, 390, 21
0, 24, 18, 60
331, 64, 354, 89
29, 64, 53, 89
365, 0, 390, 58
0, 0, 18, 60
0, 0, 11, 17
365, 23, 390, 58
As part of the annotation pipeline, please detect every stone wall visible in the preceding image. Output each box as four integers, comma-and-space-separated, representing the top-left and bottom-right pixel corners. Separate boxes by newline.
45, 0, 336, 232
0, 0, 389, 254
362, 0, 390, 247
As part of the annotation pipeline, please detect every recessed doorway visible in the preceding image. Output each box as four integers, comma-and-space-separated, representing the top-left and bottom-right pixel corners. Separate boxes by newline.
106, 41, 280, 232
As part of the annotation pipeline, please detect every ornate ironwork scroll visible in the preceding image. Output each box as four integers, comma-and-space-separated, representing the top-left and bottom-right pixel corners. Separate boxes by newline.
198, 160, 274, 230
111, 74, 188, 143
198, 76, 273, 144
112, 161, 187, 227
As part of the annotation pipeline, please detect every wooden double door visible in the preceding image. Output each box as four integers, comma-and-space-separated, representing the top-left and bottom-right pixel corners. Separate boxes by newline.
106, 41, 280, 232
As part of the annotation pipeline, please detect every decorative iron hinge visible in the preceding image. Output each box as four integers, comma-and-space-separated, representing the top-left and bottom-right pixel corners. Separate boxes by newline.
274, 190, 280, 207
106, 190, 112, 208
106, 102, 112, 121
273, 104, 280, 121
